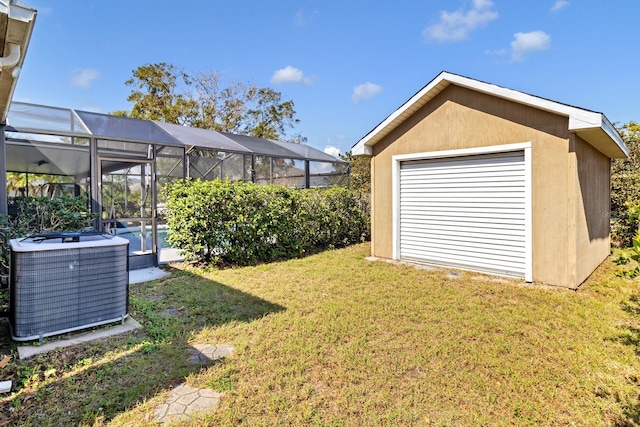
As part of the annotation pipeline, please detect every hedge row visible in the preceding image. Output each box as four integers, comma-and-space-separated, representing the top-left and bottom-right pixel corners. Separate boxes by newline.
163, 180, 370, 266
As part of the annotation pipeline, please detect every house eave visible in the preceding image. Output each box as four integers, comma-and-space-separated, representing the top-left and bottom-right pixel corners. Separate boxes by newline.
352, 71, 628, 159
0, 0, 37, 123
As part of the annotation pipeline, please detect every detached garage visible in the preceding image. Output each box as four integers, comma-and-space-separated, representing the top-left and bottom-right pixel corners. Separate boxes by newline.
352, 71, 628, 289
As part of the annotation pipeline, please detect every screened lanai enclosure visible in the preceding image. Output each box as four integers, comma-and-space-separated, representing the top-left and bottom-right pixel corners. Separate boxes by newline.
0, 102, 349, 269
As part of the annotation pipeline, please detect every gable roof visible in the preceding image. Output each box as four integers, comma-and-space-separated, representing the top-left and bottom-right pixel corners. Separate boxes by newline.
352, 71, 628, 159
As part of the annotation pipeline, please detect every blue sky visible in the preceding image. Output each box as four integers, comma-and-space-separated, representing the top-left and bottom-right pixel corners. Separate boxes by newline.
13, 0, 640, 158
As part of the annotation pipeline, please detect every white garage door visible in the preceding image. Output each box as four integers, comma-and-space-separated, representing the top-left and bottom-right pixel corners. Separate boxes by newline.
398, 150, 528, 278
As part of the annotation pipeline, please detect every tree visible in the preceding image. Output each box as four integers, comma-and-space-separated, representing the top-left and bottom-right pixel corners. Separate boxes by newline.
190, 71, 248, 134
123, 62, 198, 125
244, 87, 299, 140
611, 121, 640, 247
340, 151, 371, 193
120, 63, 302, 142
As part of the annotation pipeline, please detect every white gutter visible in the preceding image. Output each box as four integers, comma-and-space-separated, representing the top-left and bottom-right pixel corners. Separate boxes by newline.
0, 43, 20, 69
0, 0, 37, 122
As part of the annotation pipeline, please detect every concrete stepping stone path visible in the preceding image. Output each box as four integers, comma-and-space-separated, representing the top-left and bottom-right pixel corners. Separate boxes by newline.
153, 343, 234, 424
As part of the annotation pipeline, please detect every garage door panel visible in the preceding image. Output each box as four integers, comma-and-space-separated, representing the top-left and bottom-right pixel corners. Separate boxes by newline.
400, 209, 525, 221
401, 217, 525, 231
401, 205, 525, 216
401, 247, 525, 268
402, 193, 525, 203
401, 228, 525, 244
402, 215, 525, 225
401, 199, 525, 208
402, 216, 525, 228
401, 238, 525, 256
402, 154, 523, 169
401, 180, 525, 190
401, 249, 525, 274
401, 242, 525, 265
401, 164, 525, 175
402, 166, 525, 179
398, 150, 527, 278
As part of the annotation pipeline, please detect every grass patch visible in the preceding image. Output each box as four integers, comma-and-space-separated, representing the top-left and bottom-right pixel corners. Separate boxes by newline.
2, 243, 640, 425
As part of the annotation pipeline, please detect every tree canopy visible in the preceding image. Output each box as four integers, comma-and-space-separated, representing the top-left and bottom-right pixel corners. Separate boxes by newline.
611, 121, 640, 247
115, 63, 301, 142
340, 151, 370, 193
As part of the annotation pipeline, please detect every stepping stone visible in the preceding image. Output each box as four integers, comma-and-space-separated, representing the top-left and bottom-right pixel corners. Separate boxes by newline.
153, 343, 234, 423
153, 384, 223, 424
187, 343, 234, 364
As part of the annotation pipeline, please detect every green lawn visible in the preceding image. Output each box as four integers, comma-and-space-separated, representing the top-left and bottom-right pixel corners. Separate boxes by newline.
3, 243, 640, 425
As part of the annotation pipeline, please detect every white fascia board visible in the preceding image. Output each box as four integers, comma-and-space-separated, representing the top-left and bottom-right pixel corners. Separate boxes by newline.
352, 71, 452, 156
351, 142, 372, 156
602, 115, 630, 157
10, 5, 36, 22
0, 0, 37, 23
444, 73, 628, 157
447, 73, 594, 124
355, 71, 627, 159
571, 114, 629, 158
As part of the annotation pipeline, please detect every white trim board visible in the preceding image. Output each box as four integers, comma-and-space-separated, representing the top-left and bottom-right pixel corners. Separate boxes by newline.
352, 72, 627, 159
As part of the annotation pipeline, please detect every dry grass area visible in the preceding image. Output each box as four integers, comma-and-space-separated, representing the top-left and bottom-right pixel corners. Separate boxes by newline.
3, 243, 640, 425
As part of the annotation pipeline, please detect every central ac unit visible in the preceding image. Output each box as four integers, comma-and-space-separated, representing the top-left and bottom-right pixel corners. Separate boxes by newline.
9, 232, 129, 341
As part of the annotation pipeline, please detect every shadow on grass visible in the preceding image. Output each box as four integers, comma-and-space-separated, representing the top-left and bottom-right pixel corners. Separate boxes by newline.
612, 294, 640, 426
0, 266, 285, 425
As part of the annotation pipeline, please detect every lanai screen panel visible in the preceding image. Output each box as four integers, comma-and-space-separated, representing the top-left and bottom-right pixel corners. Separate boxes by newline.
76, 111, 180, 145
7, 103, 91, 135
188, 149, 224, 181
273, 158, 305, 188
309, 161, 349, 188
269, 138, 342, 163
155, 122, 250, 154
221, 153, 245, 181
223, 133, 302, 159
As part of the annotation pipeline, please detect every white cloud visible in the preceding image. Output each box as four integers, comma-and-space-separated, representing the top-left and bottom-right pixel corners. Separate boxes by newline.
324, 145, 341, 158
423, 0, 498, 42
352, 82, 383, 103
551, 1, 569, 12
294, 9, 318, 27
69, 68, 100, 88
270, 65, 315, 85
510, 31, 551, 62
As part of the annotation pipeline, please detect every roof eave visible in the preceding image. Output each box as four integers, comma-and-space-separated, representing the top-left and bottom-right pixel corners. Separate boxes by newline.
352, 71, 629, 159
570, 114, 629, 159
0, 1, 37, 122
352, 72, 452, 156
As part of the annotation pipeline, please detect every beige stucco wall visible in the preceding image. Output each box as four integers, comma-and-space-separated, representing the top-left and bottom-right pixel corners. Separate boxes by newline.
369, 85, 611, 288
573, 135, 611, 285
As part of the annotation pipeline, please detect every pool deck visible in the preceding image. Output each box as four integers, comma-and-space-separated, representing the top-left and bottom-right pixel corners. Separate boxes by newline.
129, 266, 169, 284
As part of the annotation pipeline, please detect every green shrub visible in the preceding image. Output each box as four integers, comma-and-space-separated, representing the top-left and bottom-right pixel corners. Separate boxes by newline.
0, 195, 95, 286
163, 179, 370, 266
